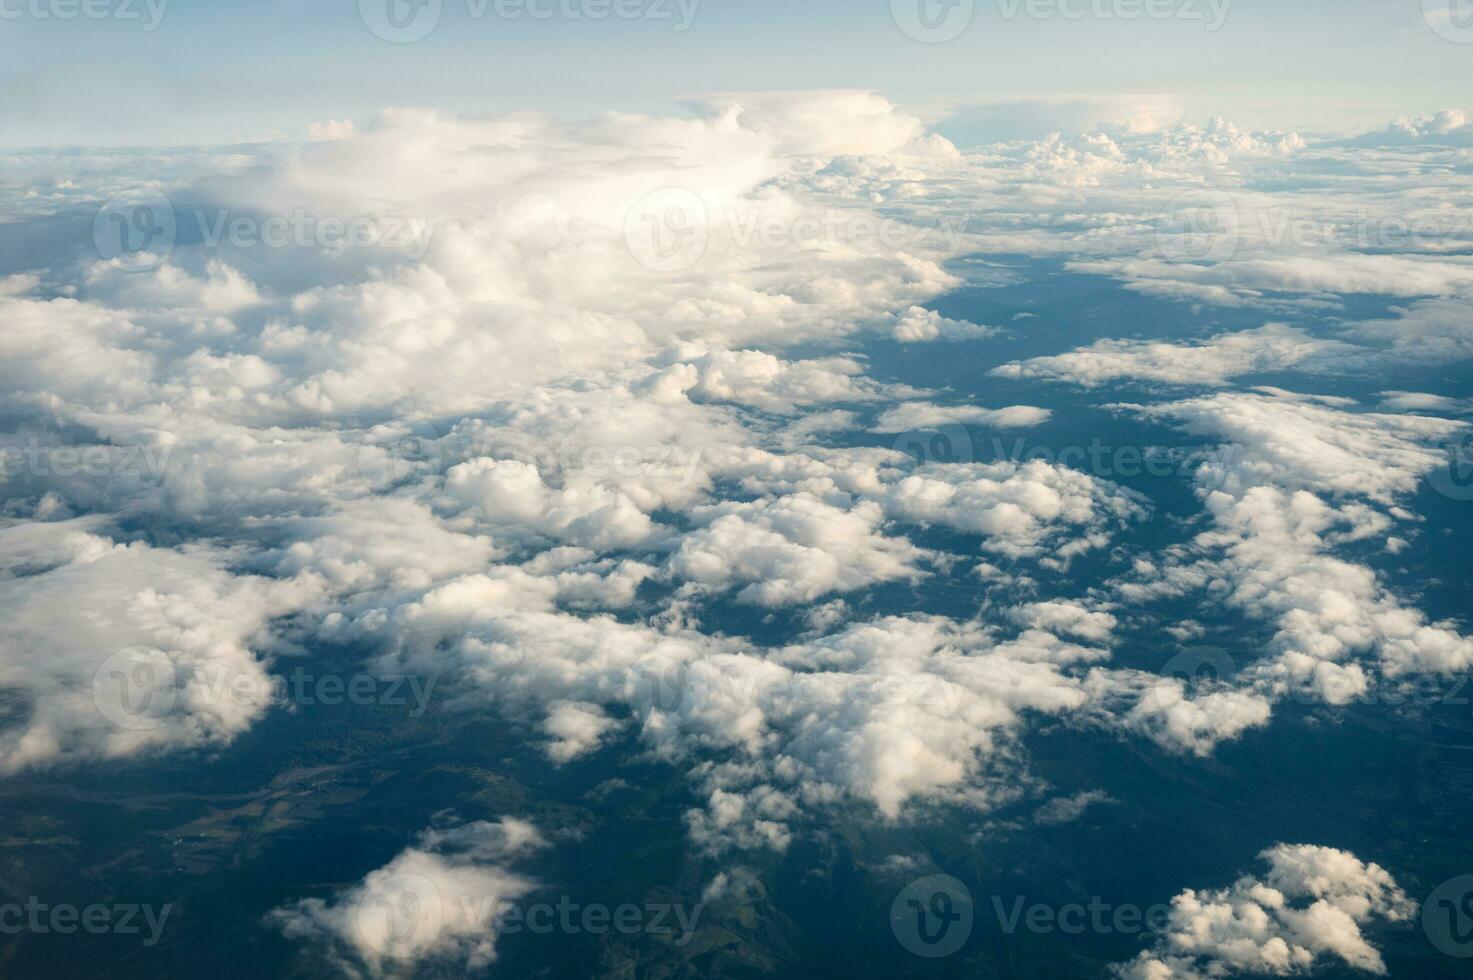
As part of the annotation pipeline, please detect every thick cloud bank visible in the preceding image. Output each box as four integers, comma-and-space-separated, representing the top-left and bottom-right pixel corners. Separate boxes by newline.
3, 93, 1471, 878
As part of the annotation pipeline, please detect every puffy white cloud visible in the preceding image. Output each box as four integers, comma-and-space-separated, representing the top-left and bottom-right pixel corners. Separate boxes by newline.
9, 89, 1473, 874
0, 519, 306, 772
880, 460, 1148, 561
446, 457, 655, 551
891, 306, 995, 343
1113, 844, 1414, 979
1087, 669, 1274, 757
541, 701, 620, 763
691, 90, 933, 158
1132, 390, 1462, 504
1115, 391, 1473, 722
1345, 109, 1473, 148
994, 324, 1362, 388
270, 818, 544, 977
1007, 600, 1117, 643
674, 348, 913, 414
668, 493, 927, 606
870, 403, 1051, 432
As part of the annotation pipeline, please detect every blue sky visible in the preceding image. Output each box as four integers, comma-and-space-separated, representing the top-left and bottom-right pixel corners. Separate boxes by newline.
1, 0, 1468, 146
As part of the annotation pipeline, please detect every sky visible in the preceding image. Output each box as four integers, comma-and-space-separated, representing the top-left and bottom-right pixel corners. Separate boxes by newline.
4, 3, 1473, 978
1, 0, 1470, 146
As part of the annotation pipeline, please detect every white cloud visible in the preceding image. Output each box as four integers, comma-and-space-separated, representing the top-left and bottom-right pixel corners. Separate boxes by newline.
541, 701, 620, 763
0, 519, 306, 772
270, 819, 545, 977
880, 460, 1148, 561
1033, 789, 1114, 826
871, 403, 1052, 432
668, 493, 928, 606
994, 324, 1362, 388
891, 306, 995, 343
1114, 844, 1414, 979
1115, 391, 1473, 722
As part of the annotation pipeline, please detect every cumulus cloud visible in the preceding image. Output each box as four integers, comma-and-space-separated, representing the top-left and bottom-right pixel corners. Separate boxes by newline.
270, 819, 545, 977
541, 701, 620, 763
8, 88, 1473, 876
880, 460, 1147, 561
1113, 844, 1414, 979
994, 324, 1363, 388
668, 494, 928, 606
870, 403, 1052, 432
0, 519, 305, 773
1114, 391, 1473, 723
891, 306, 996, 342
